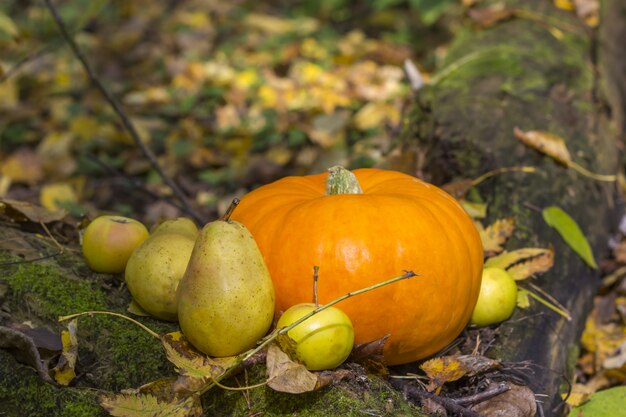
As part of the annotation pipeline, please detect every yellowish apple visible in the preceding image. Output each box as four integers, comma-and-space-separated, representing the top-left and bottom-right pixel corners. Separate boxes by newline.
276, 303, 354, 371
82, 215, 149, 274
470, 267, 518, 327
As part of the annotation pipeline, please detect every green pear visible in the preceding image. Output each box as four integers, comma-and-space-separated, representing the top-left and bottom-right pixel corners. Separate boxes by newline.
125, 218, 199, 321
176, 218, 275, 357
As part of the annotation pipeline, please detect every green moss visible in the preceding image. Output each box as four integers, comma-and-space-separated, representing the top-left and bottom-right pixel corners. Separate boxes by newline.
3, 261, 109, 320
0, 351, 105, 417
202, 366, 423, 417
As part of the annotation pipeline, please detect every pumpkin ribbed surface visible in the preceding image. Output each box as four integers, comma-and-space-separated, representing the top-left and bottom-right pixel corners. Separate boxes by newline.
231, 168, 483, 365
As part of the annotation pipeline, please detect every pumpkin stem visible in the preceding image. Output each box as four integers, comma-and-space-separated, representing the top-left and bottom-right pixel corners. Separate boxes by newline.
326, 166, 363, 195
220, 198, 240, 221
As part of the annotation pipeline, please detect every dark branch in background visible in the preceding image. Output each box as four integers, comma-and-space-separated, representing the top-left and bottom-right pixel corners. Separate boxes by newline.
43, 0, 205, 224
86, 154, 198, 220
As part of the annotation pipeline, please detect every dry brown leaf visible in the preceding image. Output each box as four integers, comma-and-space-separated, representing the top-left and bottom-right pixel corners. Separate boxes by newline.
0, 326, 55, 383
471, 383, 536, 417
266, 343, 318, 394
51, 319, 78, 386
479, 218, 516, 254
349, 334, 389, 363
468, 3, 514, 28
485, 248, 551, 271
513, 127, 572, 166
1, 198, 67, 223
161, 331, 237, 380
506, 247, 555, 280
441, 179, 474, 199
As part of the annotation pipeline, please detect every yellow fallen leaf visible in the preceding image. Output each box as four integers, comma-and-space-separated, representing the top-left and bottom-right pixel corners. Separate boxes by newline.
36, 132, 76, 178
554, 0, 575, 11
479, 218, 515, 254
506, 246, 555, 280
70, 115, 100, 142
1, 149, 43, 184
51, 320, 78, 386
0, 77, 18, 109
485, 247, 552, 271
40, 183, 78, 211
161, 331, 237, 380
514, 127, 571, 166
0, 11, 18, 38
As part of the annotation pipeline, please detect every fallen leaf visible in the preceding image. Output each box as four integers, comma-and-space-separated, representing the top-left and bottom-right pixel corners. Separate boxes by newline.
564, 383, 595, 407
161, 332, 237, 380
0, 10, 19, 38
349, 334, 389, 363
485, 248, 551, 271
0, 326, 55, 383
420, 355, 498, 392
602, 340, 626, 370
517, 289, 531, 308
99, 393, 201, 417
1, 148, 44, 184
127, 300, 151, 317
479, 218, 516, 254
567, 386, 626, 417
0, 198, 67, 223
460, 199, 487, 219
266, 343, 318, 394
442, 179, 474, 199
51, 319, 78, 386
40, 183, 78, 212
468, 3, 514, 28
506, 246, 555, 280
471, 383, 536, 417
543, 206, 597, 269
514, 127, 571, 166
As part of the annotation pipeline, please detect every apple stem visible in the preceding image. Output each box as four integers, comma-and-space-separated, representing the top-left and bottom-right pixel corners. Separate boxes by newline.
58, 310, 160, 339
220, 198, 240, 221
312, 266, 319, 307
194, 270, 418, 398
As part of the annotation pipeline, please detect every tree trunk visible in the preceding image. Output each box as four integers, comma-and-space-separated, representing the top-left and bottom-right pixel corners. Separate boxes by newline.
397, 1, 623, 415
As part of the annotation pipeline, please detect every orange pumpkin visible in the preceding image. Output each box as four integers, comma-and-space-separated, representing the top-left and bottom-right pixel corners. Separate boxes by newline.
231, 167, 483, 365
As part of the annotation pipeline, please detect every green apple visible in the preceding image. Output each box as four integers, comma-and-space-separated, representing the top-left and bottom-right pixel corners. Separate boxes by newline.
82, 215, 149, 274
470, 267, 518, 327
276, 303, 354, 371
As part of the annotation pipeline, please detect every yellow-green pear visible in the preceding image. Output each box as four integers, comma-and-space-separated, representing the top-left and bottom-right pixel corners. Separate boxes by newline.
151, 217, 198, 240
125, 218, 199, 321
176, 212, 275, 357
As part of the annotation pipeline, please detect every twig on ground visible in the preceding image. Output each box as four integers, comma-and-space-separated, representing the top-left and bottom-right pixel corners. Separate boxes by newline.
389, 377, 485, 417
455, 382, 510, 406
43, 0, 205, 224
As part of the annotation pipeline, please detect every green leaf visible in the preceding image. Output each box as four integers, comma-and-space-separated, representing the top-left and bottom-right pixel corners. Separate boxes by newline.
542, 206, 597, 269
568, 386, 626, 417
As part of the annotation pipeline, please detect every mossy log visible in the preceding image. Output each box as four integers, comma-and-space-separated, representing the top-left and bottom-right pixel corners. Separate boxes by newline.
396, 1, 623, 416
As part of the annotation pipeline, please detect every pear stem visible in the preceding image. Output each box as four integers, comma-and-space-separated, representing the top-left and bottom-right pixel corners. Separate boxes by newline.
221, 198, 240, 221
326, 166, 363, 195
313, 266, 319, 307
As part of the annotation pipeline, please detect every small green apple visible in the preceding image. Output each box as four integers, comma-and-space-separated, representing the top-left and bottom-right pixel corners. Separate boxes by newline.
276, 303, 354, 371
82, 215, 149, 274
470, 267, 518, 327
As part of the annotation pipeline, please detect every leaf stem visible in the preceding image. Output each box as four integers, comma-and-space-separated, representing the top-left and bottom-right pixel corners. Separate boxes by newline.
212, 378, 268, 391
522, 287, 571, 321
569, 161, 616, 182
58, 311, 160, 339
